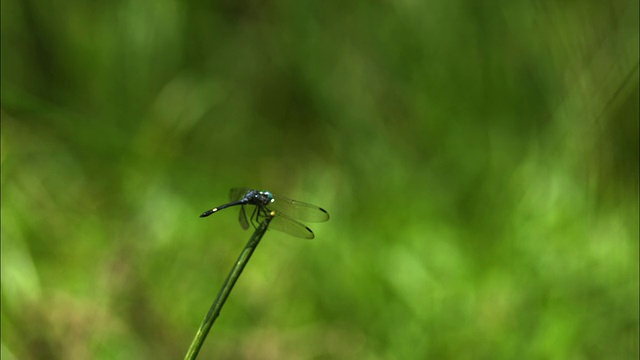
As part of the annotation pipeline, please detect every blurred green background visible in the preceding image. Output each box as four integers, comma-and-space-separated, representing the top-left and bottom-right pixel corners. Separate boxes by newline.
2, 0, 638, 359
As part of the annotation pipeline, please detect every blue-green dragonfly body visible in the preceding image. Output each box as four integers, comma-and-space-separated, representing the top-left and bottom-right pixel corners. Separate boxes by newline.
200, 188, 329, 239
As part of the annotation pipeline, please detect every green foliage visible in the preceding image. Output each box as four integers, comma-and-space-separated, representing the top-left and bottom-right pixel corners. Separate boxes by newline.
2, 0, 638, 359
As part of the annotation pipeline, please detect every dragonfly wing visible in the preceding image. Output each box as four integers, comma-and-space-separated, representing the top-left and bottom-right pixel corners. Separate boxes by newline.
229, 188, 251, 202
266, 212, 315, 239
238, 205, 250, 230
269, 194, 330, 223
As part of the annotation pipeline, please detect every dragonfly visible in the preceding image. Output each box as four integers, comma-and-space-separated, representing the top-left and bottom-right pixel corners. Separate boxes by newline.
200, 188, 330, 239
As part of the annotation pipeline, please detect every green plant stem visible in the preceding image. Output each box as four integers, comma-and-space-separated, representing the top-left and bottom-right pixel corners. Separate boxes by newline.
184, 213, 273, 360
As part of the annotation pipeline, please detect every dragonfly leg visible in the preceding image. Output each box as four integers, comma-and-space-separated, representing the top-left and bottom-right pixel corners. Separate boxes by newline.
253, 206, 273, 229
248, 206, 259, 229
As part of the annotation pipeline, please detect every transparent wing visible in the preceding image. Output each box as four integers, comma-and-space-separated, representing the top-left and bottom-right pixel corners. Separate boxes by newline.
268, 194, 330, 223
229, 188, 252, 202
238, 205, 250, 230
261, 211, 315, 239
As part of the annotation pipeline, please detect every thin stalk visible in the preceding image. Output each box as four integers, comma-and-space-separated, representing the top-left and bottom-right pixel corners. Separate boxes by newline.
184, 212, 274, 360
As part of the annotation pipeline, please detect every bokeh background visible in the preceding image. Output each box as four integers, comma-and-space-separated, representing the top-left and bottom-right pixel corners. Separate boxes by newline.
2, 0, 638, 359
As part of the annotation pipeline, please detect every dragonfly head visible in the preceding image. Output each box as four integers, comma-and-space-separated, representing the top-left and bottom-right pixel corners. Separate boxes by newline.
257, 191, 275, 205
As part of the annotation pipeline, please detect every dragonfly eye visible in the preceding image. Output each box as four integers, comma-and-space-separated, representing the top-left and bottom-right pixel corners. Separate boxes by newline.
256, 191, 274, 205
261, 191, 274, 202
